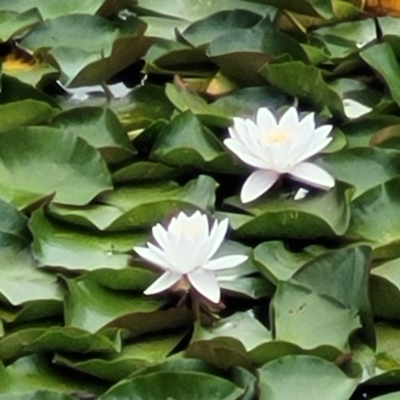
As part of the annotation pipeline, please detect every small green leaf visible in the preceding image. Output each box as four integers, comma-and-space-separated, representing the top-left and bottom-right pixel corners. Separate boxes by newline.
54, 332, 186, 381
51, 107, 135, 163
30, 209, 144, 272
258, 355, 359, 400
361, 42, 400, 108
260, 60, 345, 116
222, 183, 352, 239
99, 370, 243, 400
0, 127, 112, 207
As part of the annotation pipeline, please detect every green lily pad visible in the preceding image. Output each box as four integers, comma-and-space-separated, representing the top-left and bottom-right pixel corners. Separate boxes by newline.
253, 241, 327, 284
348, 177, 400, 258
47, 175, 217, 231
0, 0, 129, 19
114, 85, 174, 131
260, 60, 345, 116
222, 183, 352, 239
207, 18, 307, 85
258, 355, 359, 400
0, 100, 56, 132
54, 331, 186, 382
361, 42, 400, 108
165, 85, 231, 127
0, 327, 121, 362
180, 10, 262, 48
0, 126, 112, 207
0, 9, 41, 41
112, 161, 177, 183
64, 277, 192, 335
30, 209, 145, 272
272, 281, 361, 353
151, 111, 242, 173
0, 247, 62, 306
371, 257, 400, 320
0, 199, 29, 249
132, 0, 270, 21
187, 311, 272, 369
51, 107, 135, 163
211, 86, 291, 119
0, 355, 107, 397
99, 370, 243, 400
316, 147, 400, 198
21, 15, 147, 87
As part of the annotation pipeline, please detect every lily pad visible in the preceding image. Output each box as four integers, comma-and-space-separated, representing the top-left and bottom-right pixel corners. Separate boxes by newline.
222, 183, 352, 239
208, 18, 307, 85
258, 355, 359, 400
64, 277, 192, 335
30, 209, 145, 273
0, 199, 29, 249
21, 14, 148, 86
54, 332, 186, 382
0, 127, 112, 207
47, 175, 217, 231
99, 370, 243, 400
51, 107, 135, 163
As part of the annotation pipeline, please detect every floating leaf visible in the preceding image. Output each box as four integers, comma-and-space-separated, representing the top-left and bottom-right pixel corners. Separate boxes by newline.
187, 311, 272, 369
0, 355, 106, 397
0, 327, 121, 362
112, 161, 177, 183
0, 127, 112, 207
0, 100, 56, 132
132, 0, 270, 21
0, 247, 62, 306
151, 111, 241, 173
208, 18, 307, 85
54, 332, 186, 382
180, 10, 262, 48
316, 147, 400, 198
114, 85, 175, 131
272, 281, 361, 353
258, 355, 359, 400
30, 209, 144, 273
0, 9, 41, 41
361, 42, 400, 108
21, 15, 147, 86
0, 0, 130, 19
64, 277, 192, 335
99, 370, 243, 400
260, 60, 345, 116
253, 241, 326, 284
222, 183, 352, 239
0, 199, 29, 249
165, 84, 231, 127
348, 177, 400, 258
48, 175, 217, 231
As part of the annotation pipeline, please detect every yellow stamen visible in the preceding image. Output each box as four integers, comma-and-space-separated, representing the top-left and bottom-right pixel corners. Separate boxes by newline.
265, 129, 290, 144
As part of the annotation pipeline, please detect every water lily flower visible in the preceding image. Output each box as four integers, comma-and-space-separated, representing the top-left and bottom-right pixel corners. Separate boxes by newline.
224, 107, 335, 203
134, 211, 248, 304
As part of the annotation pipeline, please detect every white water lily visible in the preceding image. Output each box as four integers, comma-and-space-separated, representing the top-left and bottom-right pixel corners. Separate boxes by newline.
134, 211, 248, 304
224, 107, 335, 203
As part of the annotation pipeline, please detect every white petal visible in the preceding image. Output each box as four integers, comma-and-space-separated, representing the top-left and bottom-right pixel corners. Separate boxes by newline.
152, 224, 170, 252
134, 245, 170, 270
188, 269, 220, 303
144, 271, 182, 295
257, 107, 277, 129
343, 99, 372, 119
203, 218, 229, 260
224, 138, 267, 169
289, 162, 335, 190
296, 136, 332, 163
313, 124, 332, 140
205, 254, 248, 270
241, 169, 280, 203
298, 112, 315, 132
278, 107, 299, 131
